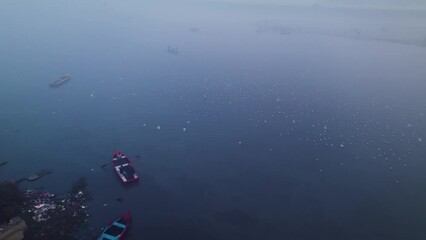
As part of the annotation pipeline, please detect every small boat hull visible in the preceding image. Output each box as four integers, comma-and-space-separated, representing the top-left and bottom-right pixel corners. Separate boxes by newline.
112, 150, 139, 183
98, 211, 131, 240
49, 74, 71, 87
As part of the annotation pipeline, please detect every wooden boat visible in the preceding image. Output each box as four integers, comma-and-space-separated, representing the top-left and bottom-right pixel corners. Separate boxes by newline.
112, 150, 139, 183
49, 74, 71, 87
98, 211, 131, 240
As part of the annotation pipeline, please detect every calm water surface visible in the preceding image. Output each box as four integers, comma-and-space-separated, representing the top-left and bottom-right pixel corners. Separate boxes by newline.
1, 1, 426, 239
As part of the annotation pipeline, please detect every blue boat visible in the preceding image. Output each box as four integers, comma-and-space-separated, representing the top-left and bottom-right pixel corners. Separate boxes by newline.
98, 211, 131, 240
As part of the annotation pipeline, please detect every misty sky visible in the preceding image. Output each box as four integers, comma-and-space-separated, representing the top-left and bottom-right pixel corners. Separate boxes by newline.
205, 0, 426, 9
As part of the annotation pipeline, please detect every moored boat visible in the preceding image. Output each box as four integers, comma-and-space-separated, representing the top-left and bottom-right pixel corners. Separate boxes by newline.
49, 74, 71, 87
98, 211, 131, 240
112, 150, 139, 183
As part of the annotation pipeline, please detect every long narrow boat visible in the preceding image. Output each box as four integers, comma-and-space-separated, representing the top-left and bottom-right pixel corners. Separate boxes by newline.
112, 150, 139, 183
98, 211, 131, 240
49, 74, 71, 87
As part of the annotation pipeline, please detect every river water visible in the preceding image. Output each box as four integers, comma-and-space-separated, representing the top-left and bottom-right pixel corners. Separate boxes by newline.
1, 1, 426, 239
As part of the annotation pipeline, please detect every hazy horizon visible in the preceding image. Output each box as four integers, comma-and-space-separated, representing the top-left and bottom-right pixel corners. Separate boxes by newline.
202, 0, 426, 9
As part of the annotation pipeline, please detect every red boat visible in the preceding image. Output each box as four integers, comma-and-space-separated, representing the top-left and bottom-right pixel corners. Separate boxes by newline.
112, 150, 139, 183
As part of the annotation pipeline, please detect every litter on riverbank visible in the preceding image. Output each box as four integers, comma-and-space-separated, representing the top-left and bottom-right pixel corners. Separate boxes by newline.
0, 178, 90, 240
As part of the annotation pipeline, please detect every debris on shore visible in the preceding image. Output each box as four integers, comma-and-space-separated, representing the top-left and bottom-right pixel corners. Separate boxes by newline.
0, 178, 90, 240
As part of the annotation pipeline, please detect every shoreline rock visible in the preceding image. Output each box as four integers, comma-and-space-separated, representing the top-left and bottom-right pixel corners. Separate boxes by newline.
0, 217, 26, 240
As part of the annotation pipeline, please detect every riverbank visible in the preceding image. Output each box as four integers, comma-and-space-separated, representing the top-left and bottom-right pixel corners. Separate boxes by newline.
0, 178, 90, 240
